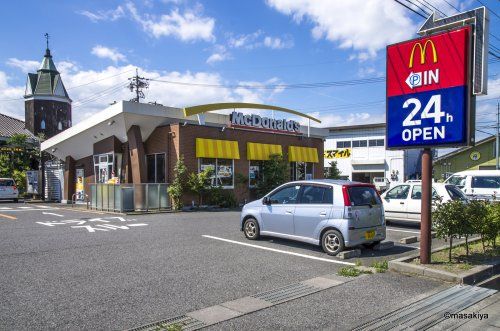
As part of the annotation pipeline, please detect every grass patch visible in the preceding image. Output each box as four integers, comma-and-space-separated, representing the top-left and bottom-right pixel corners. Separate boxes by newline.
371, 260, 388, 273
410, 237, 500, 273
154, 323, 182, 331
338, 266, 373, 277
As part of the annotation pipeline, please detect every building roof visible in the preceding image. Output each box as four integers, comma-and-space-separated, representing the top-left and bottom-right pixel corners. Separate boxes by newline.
41, 101, 329, 160
0, 113, 36, 140
433, 135, 496, 163
327, 123, 385, 132
24, 48, 71, 101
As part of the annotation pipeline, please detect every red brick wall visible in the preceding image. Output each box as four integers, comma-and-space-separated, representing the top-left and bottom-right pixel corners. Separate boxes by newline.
176, 124, 324, 205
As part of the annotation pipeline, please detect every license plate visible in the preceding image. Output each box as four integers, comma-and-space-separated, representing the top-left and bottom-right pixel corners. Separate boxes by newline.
365, 230, 375, 240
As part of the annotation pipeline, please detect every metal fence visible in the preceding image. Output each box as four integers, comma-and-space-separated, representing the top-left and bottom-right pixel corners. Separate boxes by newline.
89, 183, 170, 212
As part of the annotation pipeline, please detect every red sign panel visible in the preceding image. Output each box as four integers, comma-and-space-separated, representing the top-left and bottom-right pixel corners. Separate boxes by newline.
387, 27, 470, 97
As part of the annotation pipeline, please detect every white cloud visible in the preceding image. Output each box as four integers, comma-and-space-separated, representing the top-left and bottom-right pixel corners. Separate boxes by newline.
206, 45, 231, 64
1, 61, 284, 123
126, 2, 215, 42
263, 36, 294, 49
228, 30, 293, 50
266, 0, 415, 56
91, 45, 127, 63
78, 6, 125, 22
6, 58, 40, 73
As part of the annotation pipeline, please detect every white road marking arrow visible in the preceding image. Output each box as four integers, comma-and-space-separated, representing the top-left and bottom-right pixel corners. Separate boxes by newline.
42, 212, 64, 217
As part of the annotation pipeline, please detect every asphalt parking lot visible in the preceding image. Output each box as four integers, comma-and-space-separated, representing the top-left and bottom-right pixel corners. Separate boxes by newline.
0, 202, 446, 330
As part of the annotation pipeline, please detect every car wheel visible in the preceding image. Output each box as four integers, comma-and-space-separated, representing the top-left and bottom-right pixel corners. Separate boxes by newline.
243, 218, 260, 240
363, 241, 381, 249
321, 229, 345, 256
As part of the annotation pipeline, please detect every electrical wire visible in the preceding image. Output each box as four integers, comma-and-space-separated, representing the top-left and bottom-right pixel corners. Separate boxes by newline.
476, 0, 500, 19
393, 0, 427, 18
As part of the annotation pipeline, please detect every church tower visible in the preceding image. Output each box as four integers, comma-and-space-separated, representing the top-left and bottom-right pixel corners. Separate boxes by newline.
24, 34, 72, 139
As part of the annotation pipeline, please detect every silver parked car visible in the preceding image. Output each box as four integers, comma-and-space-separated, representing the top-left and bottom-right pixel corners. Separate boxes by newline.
240, 180, 386, 256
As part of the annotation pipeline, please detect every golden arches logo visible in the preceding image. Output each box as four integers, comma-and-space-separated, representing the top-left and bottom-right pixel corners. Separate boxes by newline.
409, 40, 438, 68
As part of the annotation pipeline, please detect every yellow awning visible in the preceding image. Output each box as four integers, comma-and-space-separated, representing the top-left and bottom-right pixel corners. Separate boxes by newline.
247, 143, 282, 161
288, 146, 319, 163
196, 138, 240, 159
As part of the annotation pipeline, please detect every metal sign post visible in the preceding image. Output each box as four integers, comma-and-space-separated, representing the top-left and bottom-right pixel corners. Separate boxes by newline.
386, 8, 488, 264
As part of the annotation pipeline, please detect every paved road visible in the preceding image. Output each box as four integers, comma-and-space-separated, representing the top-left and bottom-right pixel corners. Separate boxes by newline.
0, 202, 445, 330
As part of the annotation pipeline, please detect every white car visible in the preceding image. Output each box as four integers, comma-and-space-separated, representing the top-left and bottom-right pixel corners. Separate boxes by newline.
373, 177, 390, 192
445, 170, 500, 201
0, 178, 19, 202
380, 182, 467, 222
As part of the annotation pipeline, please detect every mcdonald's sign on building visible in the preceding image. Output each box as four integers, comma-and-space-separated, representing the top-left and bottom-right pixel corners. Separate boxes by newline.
386, 27, 473, 149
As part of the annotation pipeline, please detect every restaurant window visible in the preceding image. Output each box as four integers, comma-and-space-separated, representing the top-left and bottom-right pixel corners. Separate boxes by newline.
290, 162, 314, 181
199, 158, 234, 188
352, 140, 367, 148
93, 153, 122, 183
146, 153, 165, 183
249, 161, 264, 188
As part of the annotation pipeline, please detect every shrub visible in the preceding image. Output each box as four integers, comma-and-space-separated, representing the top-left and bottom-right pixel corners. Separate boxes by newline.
187, 168, 213, 206
484, 202, 500, 249
167, 157, 188, 211
432, 199, 467, 262
256, 154, 289, 197
466, 200, 488, 253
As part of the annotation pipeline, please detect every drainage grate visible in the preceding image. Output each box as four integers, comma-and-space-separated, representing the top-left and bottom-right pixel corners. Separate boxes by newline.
127, 315, 205, 331
252, 282, 320, 304
353, 285, 497, 331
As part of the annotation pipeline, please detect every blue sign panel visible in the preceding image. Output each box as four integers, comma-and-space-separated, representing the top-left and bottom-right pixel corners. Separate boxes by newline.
387, 86, 467, 148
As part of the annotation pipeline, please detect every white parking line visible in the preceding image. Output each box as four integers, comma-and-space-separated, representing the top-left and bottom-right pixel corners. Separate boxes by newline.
42, 212, 64, 217
0, 208, 59, 212
0, 207, 12, 210
386, 228, 420, 234
18, 206, 31, 209
202, 235, 355, 266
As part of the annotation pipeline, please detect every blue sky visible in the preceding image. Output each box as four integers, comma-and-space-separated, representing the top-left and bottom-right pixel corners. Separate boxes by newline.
0, 0, 498, 141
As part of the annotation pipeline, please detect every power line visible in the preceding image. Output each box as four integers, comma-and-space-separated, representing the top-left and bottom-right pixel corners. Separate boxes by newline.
150, 76, 386, 90
476, 0, 500, 19
393, 0, 427, 18
66, 69, 134, 90
128, 68, 149, 102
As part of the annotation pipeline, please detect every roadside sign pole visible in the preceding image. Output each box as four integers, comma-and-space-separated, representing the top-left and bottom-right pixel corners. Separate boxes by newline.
420, 148, 432, 264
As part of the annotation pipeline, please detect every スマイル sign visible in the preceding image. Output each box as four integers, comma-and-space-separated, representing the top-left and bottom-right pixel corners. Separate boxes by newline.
386, 27, 473, 149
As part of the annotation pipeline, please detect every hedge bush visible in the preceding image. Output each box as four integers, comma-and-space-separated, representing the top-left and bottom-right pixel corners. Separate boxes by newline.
432, 199, 500, 262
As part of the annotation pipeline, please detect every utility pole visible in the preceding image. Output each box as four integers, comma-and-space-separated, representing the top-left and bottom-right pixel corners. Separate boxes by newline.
128, 68, 149, 103
497, 101, 499, 170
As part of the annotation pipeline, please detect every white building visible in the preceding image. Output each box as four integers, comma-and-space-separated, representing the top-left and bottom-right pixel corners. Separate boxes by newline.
324, 123, 422, 185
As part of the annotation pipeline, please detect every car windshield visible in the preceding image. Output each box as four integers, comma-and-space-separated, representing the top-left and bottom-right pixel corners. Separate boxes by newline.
0, 179, 15, 186
445, 185, 468, 201
446, 175, 466, 188
471, 176, 500, 189
348, 186, 381, 206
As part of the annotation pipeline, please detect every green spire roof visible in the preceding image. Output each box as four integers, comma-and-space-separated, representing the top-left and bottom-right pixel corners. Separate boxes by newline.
24, 47, 71, 102
38, 48, 59, 73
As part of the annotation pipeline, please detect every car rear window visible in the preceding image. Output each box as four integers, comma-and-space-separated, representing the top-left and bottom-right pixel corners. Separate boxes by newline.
471, 176, 500, 189
445, 185, 468, 201
348, 186, 381, 206
0, 179, 15, 186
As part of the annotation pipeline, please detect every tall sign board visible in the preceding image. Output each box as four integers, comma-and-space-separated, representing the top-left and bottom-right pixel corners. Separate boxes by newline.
386, 27, 473, 149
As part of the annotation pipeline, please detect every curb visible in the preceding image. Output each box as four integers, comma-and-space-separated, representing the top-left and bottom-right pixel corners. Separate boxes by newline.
388, 239, 500, 284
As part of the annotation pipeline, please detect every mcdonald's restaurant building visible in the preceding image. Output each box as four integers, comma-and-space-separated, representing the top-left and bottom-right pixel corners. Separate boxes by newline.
41, 101, 327, 205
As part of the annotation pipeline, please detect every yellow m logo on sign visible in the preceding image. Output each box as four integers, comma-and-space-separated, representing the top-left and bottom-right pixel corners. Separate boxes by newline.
409, 40, 438, 68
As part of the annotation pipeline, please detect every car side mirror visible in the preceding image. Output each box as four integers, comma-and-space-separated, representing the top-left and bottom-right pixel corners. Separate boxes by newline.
263, 196, 271, 205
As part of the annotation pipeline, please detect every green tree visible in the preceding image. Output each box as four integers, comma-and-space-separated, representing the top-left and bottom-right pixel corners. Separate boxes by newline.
256, 154, 290, 197
432, 200, 466, 262
167, 156, 188, 211
484, 202, 500, 249
187, 168, 213, 206
0, 134, 38, 193
466, 200, 488, 253
325, 161, 341, 179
